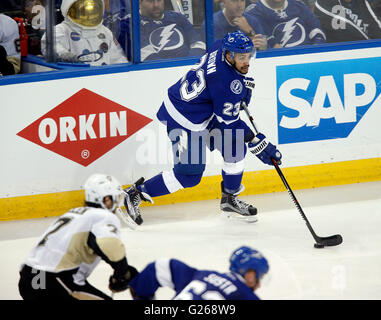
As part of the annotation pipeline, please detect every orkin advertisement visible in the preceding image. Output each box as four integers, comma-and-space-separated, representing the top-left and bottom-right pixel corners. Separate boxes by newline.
277, 57, 381, 144
17, 88, 152, 167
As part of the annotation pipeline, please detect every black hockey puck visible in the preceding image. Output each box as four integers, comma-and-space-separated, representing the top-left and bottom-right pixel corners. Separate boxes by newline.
314, 243, 325, 248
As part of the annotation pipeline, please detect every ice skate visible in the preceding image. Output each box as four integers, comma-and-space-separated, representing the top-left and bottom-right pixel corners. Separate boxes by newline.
123, 177, 153, 226
220, 182, 258, 223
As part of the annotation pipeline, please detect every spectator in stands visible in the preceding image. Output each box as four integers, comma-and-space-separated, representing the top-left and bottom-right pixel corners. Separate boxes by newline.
200, 0, 267, 50
41, 0, 127, 66
245, 0, 326, 48
0, 13, 21, 76
314, 0, 381, 43
118, 0, 206, 62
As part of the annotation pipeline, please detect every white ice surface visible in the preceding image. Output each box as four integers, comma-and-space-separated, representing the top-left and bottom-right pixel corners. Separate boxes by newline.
1, 181, 381, 300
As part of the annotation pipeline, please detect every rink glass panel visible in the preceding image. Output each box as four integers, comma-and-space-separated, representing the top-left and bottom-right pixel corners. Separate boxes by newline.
0, 0, 381, 77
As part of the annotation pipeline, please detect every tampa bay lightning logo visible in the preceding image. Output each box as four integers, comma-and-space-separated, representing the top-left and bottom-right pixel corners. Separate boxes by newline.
272, 17, 306, 47
230, 80, 243, 94
149, 23, 184, 52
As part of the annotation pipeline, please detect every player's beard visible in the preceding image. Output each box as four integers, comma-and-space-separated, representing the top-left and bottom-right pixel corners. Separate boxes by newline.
240, 65, 249, 74
234, 62, 249, 74
150, 7, 164, 20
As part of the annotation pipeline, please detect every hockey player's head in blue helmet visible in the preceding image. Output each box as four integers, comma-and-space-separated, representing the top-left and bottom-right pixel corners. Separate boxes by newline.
222, 30, 256, 75
229, 246, 269, 290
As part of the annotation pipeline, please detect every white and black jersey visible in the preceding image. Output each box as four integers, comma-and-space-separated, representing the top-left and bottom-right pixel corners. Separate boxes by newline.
24, 206, 123, 275
314, 0, 381, 42
19, 206, 128, 300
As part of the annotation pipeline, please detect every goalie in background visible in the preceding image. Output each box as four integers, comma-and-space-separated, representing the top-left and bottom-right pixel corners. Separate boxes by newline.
129, 245, 269, 300
18, 173, 138, 300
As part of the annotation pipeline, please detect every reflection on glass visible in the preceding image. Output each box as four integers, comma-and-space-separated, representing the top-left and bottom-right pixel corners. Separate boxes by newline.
1, 0, 381, 77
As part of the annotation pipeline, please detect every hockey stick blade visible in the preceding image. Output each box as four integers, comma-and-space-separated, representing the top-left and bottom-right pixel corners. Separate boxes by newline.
271, 158, 343, 247
240, 101, 343, 248
316, 234, 343, 247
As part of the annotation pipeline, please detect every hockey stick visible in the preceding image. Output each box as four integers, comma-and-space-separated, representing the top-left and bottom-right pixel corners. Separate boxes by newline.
241, 102, 343, 248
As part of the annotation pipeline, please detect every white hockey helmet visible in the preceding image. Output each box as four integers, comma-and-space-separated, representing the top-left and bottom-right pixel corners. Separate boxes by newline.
84, 173, 124, 213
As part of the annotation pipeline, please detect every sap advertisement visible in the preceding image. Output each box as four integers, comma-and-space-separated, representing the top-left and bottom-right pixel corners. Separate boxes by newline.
276, 57, 381, 144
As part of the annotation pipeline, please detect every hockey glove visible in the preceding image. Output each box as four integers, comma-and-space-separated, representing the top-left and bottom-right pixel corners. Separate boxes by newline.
109, 265, 139, 293
242, 77, 255, 106
56, 52, 82, 63
248, 133, 282, 166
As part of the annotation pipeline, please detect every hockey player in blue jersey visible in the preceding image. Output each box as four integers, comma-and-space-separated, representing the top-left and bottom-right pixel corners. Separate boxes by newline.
245, 0, 326, 48
128, 246, 269, 300
123, 30, 282, 227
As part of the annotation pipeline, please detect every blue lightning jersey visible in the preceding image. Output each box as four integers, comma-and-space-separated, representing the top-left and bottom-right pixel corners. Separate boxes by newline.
245, 0, 326, 48
200, 11, 265, 41
157, 39, 253, 132
118, 11, 205, 61
129, 258, 260, 300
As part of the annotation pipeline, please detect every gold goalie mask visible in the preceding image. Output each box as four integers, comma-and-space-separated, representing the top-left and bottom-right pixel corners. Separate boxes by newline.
67, 0, 104, 28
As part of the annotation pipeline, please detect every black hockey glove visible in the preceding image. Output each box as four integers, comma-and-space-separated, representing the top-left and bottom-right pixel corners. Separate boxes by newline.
248, 133, 282, 166
109, 265, 139, 293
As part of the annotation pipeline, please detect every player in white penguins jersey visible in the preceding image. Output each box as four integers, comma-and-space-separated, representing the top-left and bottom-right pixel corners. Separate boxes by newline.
18, 174, 138, 300
123, 31, 282, 226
